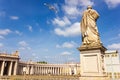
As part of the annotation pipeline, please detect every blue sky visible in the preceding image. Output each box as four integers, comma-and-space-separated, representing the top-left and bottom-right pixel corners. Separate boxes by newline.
0, 0, 120, 63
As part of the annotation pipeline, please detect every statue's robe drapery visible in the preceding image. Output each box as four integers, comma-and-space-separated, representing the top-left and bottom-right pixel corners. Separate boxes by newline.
81, 9, 100, 45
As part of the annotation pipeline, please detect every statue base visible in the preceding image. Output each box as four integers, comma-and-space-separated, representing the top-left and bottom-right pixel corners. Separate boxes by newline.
78, 43, 107, 77
79, 43, 106, 51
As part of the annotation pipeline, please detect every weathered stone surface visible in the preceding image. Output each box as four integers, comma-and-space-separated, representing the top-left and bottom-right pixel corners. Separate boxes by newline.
78, 43, 107, 52
78, 43, 107, 77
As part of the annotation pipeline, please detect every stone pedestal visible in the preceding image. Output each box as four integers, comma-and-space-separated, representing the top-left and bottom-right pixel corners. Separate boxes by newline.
78, 44, 110, 80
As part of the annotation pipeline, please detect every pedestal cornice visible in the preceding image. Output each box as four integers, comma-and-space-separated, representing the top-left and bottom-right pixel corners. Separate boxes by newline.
78, 43, 107, 51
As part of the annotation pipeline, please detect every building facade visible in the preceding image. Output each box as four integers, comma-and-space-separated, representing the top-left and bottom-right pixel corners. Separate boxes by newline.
104, 50, 120, 79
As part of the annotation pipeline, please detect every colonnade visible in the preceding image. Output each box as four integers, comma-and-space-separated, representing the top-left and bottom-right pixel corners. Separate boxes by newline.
18, 63, 79, 76
0, 60, 18, 76
34, 66, 63, 75
0, 52, 80, 76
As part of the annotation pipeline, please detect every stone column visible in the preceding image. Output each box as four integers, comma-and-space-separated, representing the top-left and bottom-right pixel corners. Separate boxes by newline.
1, 61, 5, 76
58, 67, 60, 75
56, 67, 57, 75
39, 67, 40, 74
13, 61, 18, 75
60, 67, 62, 75
35, 66, 39, 74
44, 67, 45, 74
37, 67, 38, 74
52, 67, 53, 75
34, 67, 36, 74
30, 66, 34, 75
69, 66, 71, 75
40, 67, 41, 74
45, 67, 46, 75
52, 67, 54, 75
38, 67, 39, 74
47, 67, 48, 74
26, 66, 29, 75
55, 67, 57, 75
54, 67, 55, 75
42, 67, 43, 75
51, 67, 52, 75
41, 67, 43, 75
8, 61, 13, 76
42, 67, 44, 75
44, 67, 46, 74
38, 67, 40, 74
57, 67, 58, 75
74, 67, 77, 75
59, 67, 61, 75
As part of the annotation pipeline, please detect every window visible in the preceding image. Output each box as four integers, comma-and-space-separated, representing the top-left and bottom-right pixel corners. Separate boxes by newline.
107, 72, 112, 78
105, 54, 109, 57
112, 54, 117, 57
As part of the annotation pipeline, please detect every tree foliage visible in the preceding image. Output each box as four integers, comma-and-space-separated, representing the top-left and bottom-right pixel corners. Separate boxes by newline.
37, 61, 47, 64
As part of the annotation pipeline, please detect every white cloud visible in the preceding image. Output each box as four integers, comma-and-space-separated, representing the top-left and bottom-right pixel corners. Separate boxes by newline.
53, 3, 59, 13
18, 41, 31, 51
79, 0, 94, 7
60, 51, 72, 56
0, 29, 12, 35
104, 0, 120, 8
107, 43, 120, 50
0, 43, 4, 48
27, 25, 33, 32
15, 30, 22, 36
56, 44, 61, 48
19, 47, 26, 50
68, 57, 75, 61
62, 0, 94, 18
18, 41, 28, 47
56, 41, 77, 48
108, 33, 120, 41
27, 47, 31, 50
52, 16, 71, 27
19, 46, 31, 50
43, 48, 49, 52
0, 35, 4, 39
10, 16, 19, 20
63, 6, 80, 18
54, 22, 80, 37
119, 34, 120, 36
52, 0, 93, 37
